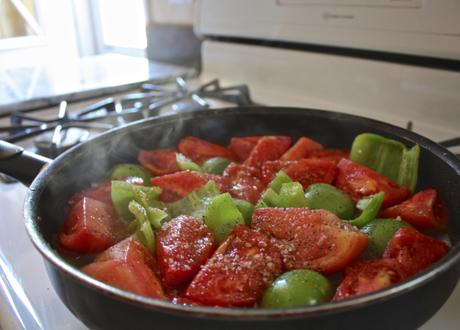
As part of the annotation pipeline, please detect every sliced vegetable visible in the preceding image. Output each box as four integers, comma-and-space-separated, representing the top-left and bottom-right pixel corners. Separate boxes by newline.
228, 136, 262, 161
335, 158, 411, 208
333, 259, 406, 301
233, 199, 255, 226
261, 269, 333, 308
383, 227, 449, 277
244, 136, 292, 168
185, 225, 282, 307
167, 180, 221, 219
305, 183, 354, 219
111, 181, 162, 221
156, 215, 215, 286
348, 192, 384, 228
138, 148, 180, 176
260, 182, 308, 208
223, 163, 265, 204
268, 170, 293, 192
360, 218, 411, 259
252, 208, 369, 274
380, 188, 448, 230
108, 163, 151, 185
178, 136, 235, 164
176, 153, 202, 172
280, 136, 324, 161
204, 193, 245, 242
202, 157, 231, 175
349, 133, 420, 191
58, 197, 128, 253
128, 200, 156, 253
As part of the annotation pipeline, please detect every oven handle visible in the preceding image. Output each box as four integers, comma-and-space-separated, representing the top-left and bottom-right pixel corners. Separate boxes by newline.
0, 140, 52, 186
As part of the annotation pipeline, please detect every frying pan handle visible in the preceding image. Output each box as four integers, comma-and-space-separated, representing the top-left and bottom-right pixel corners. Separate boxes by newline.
0, 140, 52, 186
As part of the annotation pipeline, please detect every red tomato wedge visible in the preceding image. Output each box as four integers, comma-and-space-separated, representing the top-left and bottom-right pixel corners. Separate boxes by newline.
380, 189, 448, 230
306, 149, 349, 164
81, 237, 165, 299
334, 158, 411, 208
138, 148, 180, 176
58, 197, 128, 253
244, 136, 292, 168
223, 163, 265, 204
383, 227, 449, 277
333, 259, 406, 301
252, 208, 369, 274
260, 159, 337, 188
150, 171, 226, 202
178, 136, 236, 164
228, 136, 262, 161
281, 136, 324, 160
156, 216, 215, 286
185, 225, 282, 307
68, 181, 112, 206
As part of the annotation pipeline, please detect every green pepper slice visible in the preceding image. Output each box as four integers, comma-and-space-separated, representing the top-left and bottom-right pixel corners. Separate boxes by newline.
111, 181, 163, 221
348, 192, 385, 228
233, 199, 255, 226
128, 200, 156, 253
176, 153, 202, 172
108, 163, 151, 185
202, 157, 231, 175
204, 193, 245, 243
349, 133, 420, 191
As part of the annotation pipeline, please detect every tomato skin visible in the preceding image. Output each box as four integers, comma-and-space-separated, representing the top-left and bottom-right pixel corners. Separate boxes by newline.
150, 171, 226, 202
260, 159, 337, 188
228, 136, 262, 161
383, 227, 449, 277
244, 136, 292, 168
333, 259, 406, 301
281, 136, 324, 160
185, 225, 282, 307
138, 148, 180, 176
81, 237, 165, 299
223, 163, 265, 204
58, 197, 128, 253
178, 136, 236, 164
252, 208, 368, 274
156, 216, 215, 286
334, 158, 411, 208
380, 189, 448, 230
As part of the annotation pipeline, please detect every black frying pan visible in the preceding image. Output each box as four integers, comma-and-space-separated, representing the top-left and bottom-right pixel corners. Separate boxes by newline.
1, 107, 460, 330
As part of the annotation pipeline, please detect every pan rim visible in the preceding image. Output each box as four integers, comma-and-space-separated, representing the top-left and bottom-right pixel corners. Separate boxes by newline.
23, 106, 460, 320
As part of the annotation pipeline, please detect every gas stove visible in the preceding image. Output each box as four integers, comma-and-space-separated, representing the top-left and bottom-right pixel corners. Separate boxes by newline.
1, 26, 460, 330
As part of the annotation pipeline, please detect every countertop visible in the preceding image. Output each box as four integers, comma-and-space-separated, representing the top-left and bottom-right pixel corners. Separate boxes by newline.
0, 53, 192, 115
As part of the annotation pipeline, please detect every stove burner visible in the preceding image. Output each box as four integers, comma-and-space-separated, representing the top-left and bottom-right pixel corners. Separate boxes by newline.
0, 77, 255, 158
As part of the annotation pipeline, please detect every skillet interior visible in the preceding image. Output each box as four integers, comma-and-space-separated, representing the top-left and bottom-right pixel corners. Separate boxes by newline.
25, 107, 460, 329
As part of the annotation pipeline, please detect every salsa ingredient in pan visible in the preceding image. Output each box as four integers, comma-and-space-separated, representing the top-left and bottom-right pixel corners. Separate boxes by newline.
57, 133, 449, 308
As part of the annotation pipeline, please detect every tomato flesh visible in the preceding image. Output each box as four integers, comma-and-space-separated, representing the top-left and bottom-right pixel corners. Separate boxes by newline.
138, 148, 180, 176
252, 208, 368, 274
223, 163, 265, 204
58, 197, 128, 253
281, 136, 324, 160
178, 136, 235, 164
81, 237, 165, 299
306, 149, 349, 164
383, 227, 449, 277
185, 225, 282, 307
156, 215, 215, 286
334, 158, 411, 208
380, 189, 448, 230
150, 171, 226, 202
244, 136, 292, 168
228, 136, 262, 161
333, 259, 406, 301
